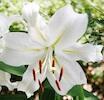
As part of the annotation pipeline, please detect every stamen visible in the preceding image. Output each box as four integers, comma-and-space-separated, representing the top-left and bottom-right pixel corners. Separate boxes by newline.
59, 67, 64, 81
55, 80, 61, 91
38, 80, 44, 92
52, 59, 55, 67
32, 69, 36, 81
51, 59, 56, 73
39, 60, 42, 74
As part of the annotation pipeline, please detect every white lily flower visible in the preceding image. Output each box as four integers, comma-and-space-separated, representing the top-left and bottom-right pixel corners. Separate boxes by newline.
0, 2, 103, 97
0, 14, 21, 91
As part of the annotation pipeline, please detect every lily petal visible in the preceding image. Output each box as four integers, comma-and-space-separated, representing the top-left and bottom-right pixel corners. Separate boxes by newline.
28, 16, 49, 45
17, 66, 39, 98
0, 37, 5, 53
48, 5, 88, 47
0, 70, 18, 91
22, 2, 39, 26
22, 2, 48, 45
47, 54, 86, 95
0, 32, 44, 66
63, 43, 103, 62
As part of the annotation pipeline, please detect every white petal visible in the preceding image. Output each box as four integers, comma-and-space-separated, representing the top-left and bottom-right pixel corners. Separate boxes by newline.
17, 66, 39, 98
47, 54, 86, 95
0, 32, 44, 66
28, 15, 49, 45
17, 53, 47, 98
0, 14, 9, 34
5, 32, 43, 49
0, 70, 17, 90
22, 2, 39, 26
0, 37, 5, 53
22, 2, 48, 45
48, 5, 88, 47
62, 43, 103, 62
0, 14, 9, 33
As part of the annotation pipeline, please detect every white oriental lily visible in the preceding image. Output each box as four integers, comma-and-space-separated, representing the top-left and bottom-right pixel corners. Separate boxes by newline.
0, 14, 21, 91
0, 2, 103, 98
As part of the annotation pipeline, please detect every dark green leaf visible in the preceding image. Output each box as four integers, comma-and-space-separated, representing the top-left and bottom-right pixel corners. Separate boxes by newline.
39, 88, 55, 100
68, 85, 99, 100
0, 62, 26, 76
55, 93, 62, 100
39, 79, 62, 100
0, 94, 26, 100
0, 94, 34, 100
68, 85, 84, 100
84, 89, 99, 100
39, 79, 55, 100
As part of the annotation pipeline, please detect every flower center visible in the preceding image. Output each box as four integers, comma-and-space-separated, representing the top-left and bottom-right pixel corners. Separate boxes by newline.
32, 48, 64, 91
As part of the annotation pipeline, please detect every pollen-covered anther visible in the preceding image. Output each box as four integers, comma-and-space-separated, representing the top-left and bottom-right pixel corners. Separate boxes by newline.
52, 59, 55, 67
55, 80, 61, 91
39, 60, 42, 74
38, 80, 44, 92
59, 67, 64, 81
32, 69, 36, 81
51, 58, 56, 73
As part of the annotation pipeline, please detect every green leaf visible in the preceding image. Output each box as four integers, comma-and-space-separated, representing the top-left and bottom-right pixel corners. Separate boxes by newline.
0, 62, 26, 76
39, 88, 55, 100
68, 85, 99, 100
55, 93, 62, 100
43, 79, 53, 90
40, 79, 62, 100
0, 94, 34, 100
39, 80, 56, 100
0, 94, 27, 100
68, 85, 84, 100
84, 89, 99, 100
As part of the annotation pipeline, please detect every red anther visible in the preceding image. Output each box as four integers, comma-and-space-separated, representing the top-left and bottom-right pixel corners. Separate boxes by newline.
39, 60, 42, 73
52, 59, 55, 67
32, 69, 36, 81
59, 67, 64, 81
55, 80, 61, 91
38, 80, 44, 92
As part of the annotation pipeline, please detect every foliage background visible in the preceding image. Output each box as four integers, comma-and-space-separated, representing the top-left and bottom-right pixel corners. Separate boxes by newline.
0, 0, 104, 100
